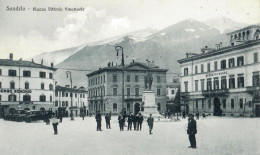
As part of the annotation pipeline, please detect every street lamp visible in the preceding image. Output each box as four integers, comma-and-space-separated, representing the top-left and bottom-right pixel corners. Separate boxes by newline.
115, 45, 125, 112
66, 71, 74, 120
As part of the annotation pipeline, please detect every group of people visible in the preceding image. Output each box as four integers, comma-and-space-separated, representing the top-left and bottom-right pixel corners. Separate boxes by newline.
95, 111, 154, 134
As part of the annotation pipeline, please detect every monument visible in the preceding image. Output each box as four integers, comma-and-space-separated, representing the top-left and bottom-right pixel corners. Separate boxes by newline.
142, 70, 161, 118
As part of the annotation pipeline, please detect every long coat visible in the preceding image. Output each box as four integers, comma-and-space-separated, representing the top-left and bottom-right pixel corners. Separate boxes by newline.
147, 117, 154, 126
95, 113, 102, 122
187, 119, 197, 135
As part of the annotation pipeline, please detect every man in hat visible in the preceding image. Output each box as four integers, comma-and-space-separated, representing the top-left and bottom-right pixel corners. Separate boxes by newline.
127, 113, 134, 131
105, 113, 111, 129
118, 113, 124, 131
187, 114, 197, 148
137, 112, 144, 131
95, 111, 102, 131
147, 114, 154, 134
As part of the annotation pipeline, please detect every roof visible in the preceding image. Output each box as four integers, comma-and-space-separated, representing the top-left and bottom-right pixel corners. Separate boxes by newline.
226, 25, 260, 35
86, 61, 168, 77
55, 85, 87, 93
177, 39, 260, 64
0, 59, 57, 71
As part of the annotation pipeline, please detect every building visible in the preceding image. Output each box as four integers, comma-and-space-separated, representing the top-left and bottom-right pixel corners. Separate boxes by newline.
166, 78, 181, 113
55, 85, 88, 117
87, 61, 168, 115
0, 53, 56, 117
178, 25, 260, 117
166, 78, 180, 100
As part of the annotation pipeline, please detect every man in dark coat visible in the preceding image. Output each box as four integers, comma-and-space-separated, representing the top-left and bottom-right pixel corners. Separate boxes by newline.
182, 110, 186, 119
187, 114, 197, 149
196, 111, 199, 120
133, 114, 138, 130
118, 113, 124, 131
147, 114, 154, 134
59, 112, 63, 123
95, 111, 102, 131
105, 113, 111, 129
137, 113, 144, 131
127, 113, 134, 131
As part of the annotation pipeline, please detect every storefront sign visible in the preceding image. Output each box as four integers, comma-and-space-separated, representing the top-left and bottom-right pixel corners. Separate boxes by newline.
206, 71, 227, 78
0, 89, 32, 93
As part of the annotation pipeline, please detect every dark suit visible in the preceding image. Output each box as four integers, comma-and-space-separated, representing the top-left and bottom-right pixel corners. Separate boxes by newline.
127, 115, 134, 130
187, 119, 197, 148
118, 115, 124, 131
137, 115, 143, 131
105, 115, 111, 129
147, 116, 154, 134
95, 113, 102, 131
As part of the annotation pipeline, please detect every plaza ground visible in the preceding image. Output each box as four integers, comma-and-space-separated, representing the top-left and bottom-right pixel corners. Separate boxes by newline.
0, 116, 260, 155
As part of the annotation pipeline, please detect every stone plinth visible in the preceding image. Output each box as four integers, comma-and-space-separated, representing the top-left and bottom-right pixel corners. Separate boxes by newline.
142, 90, 161, 118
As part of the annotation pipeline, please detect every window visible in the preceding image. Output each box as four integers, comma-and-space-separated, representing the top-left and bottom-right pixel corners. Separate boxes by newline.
127, 103, 130, 111
157, 89, 161, 96
207, 78, 212, 90
0, 82, 1, 88
254, 52, 258, 63
240, 99, 243, 109
62, 101, 65, 107
55, 101, 58, 107
113, 88, 117, 96
23, 71, 31, 77
41, 83, 44, 90
127, 88, 130, 96
50, 96, 52, 102
103, 75, 105, 83
75, 93, 77, 97
184, 68, 188, 75
0, 69, 2, 75
80, 94, 82, 98
237, 56, 244, 66
229, 58, 235, 68
49, 84, 53, 90
157, 103, 161, 111
113, 103, 117, 111
55, 91, 58, 97
214, 61, 218, 70
248, 101, 252, 108
49, 73, 53, 79
157, 76, 161, 83
208, 100, 211, 108
39, 95, 46, 102
184, 82, 188, 92
66, 93, 68, 97
195, 80, 198, 91
231, 99, 234, 108
171, 90, 174, 94
39, 72, 46, 78
195, 66, 198, 74
25, 82, 29, 89
8, 70, 16, 76
237, 74, 244, 88
222, 99, 226, 109
135, 75, 139, 82
23, 95, 31, 102
229, 75, 235, 89
202, 100, 204, 109
201, 79, 205, 91
207, 63, 210, 72
10, 81, 15, 89
221, 60, 226, 69
135, 88, 139, 96
213, 77, 219, 90
253, 72, 260, 87
127, 75, 130, 82
8, 94, 16, 101
201, 64, 204, 73
196, 100, 198, 109
221, 76, 227, 89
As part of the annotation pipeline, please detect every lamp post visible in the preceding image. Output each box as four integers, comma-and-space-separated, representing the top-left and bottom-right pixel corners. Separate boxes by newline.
66, 71, 74, 120
115, 45, 125, 112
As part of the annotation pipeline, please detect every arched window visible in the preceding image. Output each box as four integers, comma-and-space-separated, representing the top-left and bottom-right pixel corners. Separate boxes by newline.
113, 103, 117, 111
242, 32, 245, 40
10, 81, 15, 89
8, 94, 16, 101
157, 103, 161, 111
238, 33, 241, 40
41, 83, 45, 90
49, 84, 53, 90
127, 103, 130, 111
246, 30, 250, 40
234, 34, 238, 40
23, 94, 31, 102
255, 29, 260, 40
25, 82, 29, 89
39, 95, 46, 102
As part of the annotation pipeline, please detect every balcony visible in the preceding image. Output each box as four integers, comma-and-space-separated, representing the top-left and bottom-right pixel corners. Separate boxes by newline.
202, 89, 229, 97
246, 86, 260, 95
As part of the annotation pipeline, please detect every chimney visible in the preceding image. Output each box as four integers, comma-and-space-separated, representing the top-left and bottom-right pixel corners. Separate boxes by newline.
32, 59, 34, 63
132, 59, 135, 63
41, 59, 43, 65
51, 63, 53, 68
9, 53, 13, 61
108, 62, 111, 67
112, 62, 113, 66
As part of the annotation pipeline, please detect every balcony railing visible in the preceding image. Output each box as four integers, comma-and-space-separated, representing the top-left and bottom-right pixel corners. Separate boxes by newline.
202, 89, 229, 97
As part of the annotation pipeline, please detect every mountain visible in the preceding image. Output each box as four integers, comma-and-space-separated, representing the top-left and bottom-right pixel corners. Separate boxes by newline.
205, 17, 248, 33
54, 19, 228, 87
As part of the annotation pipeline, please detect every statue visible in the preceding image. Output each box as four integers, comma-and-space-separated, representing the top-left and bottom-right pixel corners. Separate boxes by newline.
145, 71, 153, 90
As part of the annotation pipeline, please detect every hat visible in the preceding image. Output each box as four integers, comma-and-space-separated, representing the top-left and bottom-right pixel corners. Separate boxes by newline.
188, 114, 194, 117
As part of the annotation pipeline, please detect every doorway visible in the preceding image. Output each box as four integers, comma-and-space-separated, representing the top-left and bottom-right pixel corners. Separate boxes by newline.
214, 97, 222, 116
134, 103, 140, 115
255, 105, 260, 117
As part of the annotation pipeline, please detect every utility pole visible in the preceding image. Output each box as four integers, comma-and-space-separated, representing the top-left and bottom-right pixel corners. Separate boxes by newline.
115, 45, 125, 111
66, 71, 74, 120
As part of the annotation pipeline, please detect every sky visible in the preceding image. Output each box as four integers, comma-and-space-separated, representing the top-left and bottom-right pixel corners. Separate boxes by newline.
0, 0, 259, 60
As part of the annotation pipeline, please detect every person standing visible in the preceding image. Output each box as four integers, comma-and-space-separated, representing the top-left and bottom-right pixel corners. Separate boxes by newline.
182, 110, 186, 119
82, 112, 86, 120
196, 111, 199, 120
105, 113, 111, 129
118, 113, 124, 131
133, 114, 137, 130
137, 113, 143, 131
202, 111, 206, 119
59, 112, 63, 123
52, 116, 59, 135
95, 111, 102, 131
147, 114, 154, 135
187, 114, 197, 149
127, 113, 134, 131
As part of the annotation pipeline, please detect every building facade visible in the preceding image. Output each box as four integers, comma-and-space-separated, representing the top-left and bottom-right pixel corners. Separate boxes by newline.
0, 53, 56, 117
178, 25, 260, 117
87, 61, 168, 115
55, 85, 88, 117
166, 78, 180, 100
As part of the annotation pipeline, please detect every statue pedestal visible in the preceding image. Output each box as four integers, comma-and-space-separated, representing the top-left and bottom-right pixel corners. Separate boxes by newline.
142, 90, 161, 118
